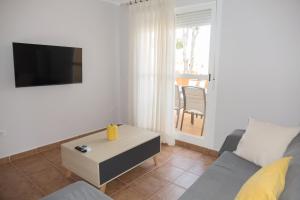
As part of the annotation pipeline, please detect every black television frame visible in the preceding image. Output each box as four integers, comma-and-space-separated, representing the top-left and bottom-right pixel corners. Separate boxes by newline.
12, 42, 83, 88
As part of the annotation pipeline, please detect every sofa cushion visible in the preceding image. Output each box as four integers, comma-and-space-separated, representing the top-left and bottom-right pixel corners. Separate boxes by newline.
235, 118, 300, 166
179, 152, 260, 200
280, 133, 300, 200
235, 157, 292, 200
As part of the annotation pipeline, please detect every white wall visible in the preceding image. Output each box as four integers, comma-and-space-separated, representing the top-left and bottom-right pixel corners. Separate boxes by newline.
119, 5, 129, 123
0, 0, 120, 158
213, 0, 300, 149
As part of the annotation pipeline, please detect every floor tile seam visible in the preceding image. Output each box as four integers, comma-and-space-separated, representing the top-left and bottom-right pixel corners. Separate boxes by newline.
186, 168, 204, 176
41, 152, 80, 183
42, 155, 71, 177
9, 161, 47, 196
167, 162, 195, 172
151, 168, 186, 189
111, 162, 165, 196
144, 179, 187, 200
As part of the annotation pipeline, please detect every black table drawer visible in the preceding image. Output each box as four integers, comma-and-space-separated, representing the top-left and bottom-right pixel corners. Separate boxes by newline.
99, 136, 160, 184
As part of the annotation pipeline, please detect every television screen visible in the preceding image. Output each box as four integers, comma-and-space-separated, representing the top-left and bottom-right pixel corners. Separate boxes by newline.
13, 42, 82, 87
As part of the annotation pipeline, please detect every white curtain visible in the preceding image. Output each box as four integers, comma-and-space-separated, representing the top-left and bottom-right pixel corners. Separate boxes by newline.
128, 0, 176, 145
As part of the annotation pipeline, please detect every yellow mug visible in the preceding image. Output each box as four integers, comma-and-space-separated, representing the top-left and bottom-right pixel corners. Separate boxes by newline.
106, 124, 119, 141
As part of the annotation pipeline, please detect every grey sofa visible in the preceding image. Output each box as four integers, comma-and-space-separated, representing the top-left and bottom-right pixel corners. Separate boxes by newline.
179, 130, 300, 200
41, 181, 112, 200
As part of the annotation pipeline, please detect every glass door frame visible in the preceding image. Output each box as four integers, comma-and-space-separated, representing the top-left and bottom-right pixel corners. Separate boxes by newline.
175, 1, 218, 150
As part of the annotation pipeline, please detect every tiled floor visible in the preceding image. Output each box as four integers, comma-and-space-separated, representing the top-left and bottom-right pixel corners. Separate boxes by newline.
175, 110, 205, 137
0, 144, 216, 200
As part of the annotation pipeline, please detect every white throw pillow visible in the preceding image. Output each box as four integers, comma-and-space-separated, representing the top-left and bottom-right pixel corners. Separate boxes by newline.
234, 118, 300, 166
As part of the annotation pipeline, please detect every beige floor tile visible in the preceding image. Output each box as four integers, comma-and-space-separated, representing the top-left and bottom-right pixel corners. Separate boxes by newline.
168, 156, 196, 170
155, 150, 174, 166
130, 174, 167, 198
180, 149, 204, 160
150, 164, 184, 182
148, 183, 186, 200
0, 163, 17, 179
173, 172, 199, 189
105, 178, 127, 196
118, 165, 150, 184
0, 163, 43, 200
30, 167, 72, 195
41, 147, 62, 165
188, 163, 206, 176
111, 186, 145, 200
12, 154, 52, 175
139, 158, 157, 171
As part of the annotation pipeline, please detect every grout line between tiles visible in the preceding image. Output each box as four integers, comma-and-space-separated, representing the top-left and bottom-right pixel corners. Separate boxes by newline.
109, 153, 187, 198
109, 155, 176, 197
9, 160, 47, 196
3, 145, 214, 199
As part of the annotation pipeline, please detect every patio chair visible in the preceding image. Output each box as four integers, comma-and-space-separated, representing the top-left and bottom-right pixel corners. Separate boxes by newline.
174, 85, 183, 128
180, 86, 206, 135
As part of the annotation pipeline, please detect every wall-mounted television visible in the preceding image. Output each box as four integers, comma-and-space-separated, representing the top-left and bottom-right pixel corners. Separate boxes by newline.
13, 42, 82, 87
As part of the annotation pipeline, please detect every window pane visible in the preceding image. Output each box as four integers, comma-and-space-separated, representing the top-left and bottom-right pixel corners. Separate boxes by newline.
175, 25, 211, 75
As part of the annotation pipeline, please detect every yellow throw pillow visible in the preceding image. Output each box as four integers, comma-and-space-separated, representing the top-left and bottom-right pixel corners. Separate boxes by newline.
235, 157, 292, 200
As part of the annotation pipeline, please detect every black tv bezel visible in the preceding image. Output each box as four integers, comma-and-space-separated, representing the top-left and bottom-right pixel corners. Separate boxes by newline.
12, 42, 83, 88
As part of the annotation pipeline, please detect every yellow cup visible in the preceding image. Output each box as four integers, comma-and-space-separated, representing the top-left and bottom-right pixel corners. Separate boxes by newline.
106, 124, 119, 141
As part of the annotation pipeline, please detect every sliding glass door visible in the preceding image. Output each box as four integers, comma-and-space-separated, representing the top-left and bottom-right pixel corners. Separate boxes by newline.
174, 2, 216, 145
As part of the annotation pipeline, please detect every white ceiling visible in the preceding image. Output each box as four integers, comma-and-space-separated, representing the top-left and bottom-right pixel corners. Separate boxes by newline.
102, 0, 128, 5
105, 0, 216, 6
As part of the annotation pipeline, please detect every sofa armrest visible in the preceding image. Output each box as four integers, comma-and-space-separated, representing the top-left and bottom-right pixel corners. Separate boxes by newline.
218, 129, 245, 156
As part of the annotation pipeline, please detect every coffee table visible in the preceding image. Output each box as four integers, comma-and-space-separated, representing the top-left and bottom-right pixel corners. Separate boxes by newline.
61, 125, 160, 192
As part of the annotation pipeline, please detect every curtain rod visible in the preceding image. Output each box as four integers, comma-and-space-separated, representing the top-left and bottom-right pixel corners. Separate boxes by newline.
127, 0, 149, 6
